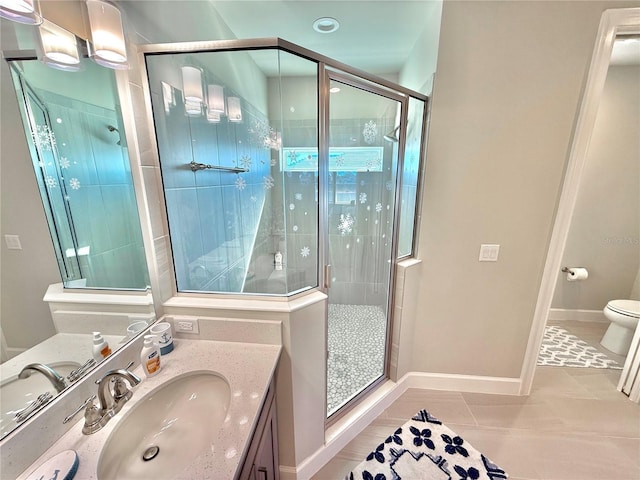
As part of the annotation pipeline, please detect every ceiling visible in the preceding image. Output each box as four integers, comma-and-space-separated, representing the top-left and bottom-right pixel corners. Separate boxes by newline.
1, 1, 637, 72
118, 0, 441, 75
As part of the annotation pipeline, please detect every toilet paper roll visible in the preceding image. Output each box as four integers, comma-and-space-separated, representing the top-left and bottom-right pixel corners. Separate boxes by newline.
567, 267, 588, 281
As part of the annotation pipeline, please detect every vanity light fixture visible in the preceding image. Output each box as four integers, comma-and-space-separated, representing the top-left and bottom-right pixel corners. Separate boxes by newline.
207, 84, 225, 114
182, 65, 204, 109
0, 0, 42, 25
86, 0, 128, 70
227, 96, 242, 123
206, 109, 221, 123
312, 17, 339, 34
38, 19, 81, 71
184, 98, 202, 116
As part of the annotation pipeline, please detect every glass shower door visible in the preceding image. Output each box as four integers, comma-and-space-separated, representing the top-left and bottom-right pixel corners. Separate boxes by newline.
325, 76, 403, 417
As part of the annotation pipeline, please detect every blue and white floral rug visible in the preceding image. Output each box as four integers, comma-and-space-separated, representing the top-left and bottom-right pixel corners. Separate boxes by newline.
346, 410, 507, 480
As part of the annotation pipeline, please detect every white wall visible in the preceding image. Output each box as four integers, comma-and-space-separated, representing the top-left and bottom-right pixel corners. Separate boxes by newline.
399, 0, 443, 94
553, 65, 640, 310
411, 0, 640, 378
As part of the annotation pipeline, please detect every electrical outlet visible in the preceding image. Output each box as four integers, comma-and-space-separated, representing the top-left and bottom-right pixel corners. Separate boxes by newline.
174, 317, 199, 334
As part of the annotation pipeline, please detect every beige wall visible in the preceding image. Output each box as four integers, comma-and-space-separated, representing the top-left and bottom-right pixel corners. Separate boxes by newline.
553, 65, 640, 310
411, 0, 640, 378
0, 59, 59, 352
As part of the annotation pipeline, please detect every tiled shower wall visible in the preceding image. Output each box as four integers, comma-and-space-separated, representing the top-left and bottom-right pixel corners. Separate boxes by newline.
41, 90, 148, 289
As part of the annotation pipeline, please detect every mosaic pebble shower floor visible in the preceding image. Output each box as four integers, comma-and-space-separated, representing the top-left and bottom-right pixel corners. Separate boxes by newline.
327, 304, 387, 416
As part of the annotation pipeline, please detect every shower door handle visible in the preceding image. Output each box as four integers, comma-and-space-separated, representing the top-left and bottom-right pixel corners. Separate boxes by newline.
324, 264, 331, 289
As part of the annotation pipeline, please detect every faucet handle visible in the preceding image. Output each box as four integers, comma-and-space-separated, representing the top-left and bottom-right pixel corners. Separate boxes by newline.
63, 394, 97, 424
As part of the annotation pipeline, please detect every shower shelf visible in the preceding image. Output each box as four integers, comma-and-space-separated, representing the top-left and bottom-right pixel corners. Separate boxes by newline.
189, 161, 247, 174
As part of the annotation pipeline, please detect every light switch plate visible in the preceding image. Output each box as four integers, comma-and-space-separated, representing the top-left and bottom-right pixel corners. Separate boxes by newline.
479, 244, 500, 261
4, 235, 22, 250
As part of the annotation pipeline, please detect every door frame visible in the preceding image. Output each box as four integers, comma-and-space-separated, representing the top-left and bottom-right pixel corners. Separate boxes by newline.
520, 7, 640, 395
320, 67, 409, 422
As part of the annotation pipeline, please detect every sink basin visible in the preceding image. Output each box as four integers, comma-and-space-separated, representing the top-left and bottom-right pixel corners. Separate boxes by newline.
0, 361, 80, 438
97, 371, 231, 479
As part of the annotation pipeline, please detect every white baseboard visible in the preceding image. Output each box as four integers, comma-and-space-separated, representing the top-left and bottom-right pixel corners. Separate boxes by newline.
404, 372, 521, 395
548, 308, 607, 323
286, 371, 521, 479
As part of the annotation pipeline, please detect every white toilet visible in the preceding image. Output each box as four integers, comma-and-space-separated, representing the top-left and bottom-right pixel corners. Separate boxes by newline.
600, 299, 640, 355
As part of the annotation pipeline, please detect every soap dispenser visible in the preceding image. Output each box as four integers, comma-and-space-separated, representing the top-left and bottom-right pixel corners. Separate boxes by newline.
92, 332, 112, 361
140, 335, 161, 377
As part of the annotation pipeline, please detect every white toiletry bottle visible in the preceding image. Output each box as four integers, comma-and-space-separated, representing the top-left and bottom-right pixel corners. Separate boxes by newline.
140, 335, 161, 377
92, 332, 112, 361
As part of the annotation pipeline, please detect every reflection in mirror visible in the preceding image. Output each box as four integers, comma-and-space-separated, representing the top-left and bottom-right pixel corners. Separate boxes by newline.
0, 53, 154, 440
145, 49, 319, 295
9, 58, 149, 290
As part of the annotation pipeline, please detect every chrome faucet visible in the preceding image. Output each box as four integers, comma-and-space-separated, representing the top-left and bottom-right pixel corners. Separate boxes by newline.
96, 366, 141, 418
18, 363, 67, 393
63, 363, 141, 435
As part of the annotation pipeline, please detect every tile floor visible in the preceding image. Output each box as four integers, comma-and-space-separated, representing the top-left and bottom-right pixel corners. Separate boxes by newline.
313, 321, 640, 480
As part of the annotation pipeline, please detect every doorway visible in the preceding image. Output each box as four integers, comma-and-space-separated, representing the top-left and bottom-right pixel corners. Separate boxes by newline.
523, 8, 640, 398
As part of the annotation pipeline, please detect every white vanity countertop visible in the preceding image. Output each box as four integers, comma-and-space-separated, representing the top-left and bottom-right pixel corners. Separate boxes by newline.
17, 339, 281, 480
1, 333, 125, 380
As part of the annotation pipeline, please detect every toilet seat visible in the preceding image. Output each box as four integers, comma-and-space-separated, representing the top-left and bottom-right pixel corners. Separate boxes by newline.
606, 300, 640, 318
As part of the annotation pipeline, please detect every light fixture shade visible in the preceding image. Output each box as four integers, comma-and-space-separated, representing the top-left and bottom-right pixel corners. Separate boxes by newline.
86, 0, 128, 69
182, 66, 203, 103
162, 82, 175, 113
0, 0, 42, 24
184, 98, 202, 117
39, 20, 80, 71
206, 109, 221, 123
207, 84, 224, 113
227, 96, 242, 123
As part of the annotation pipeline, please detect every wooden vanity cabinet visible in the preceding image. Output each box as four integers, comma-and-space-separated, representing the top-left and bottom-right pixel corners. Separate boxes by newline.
237, 376, 279, 480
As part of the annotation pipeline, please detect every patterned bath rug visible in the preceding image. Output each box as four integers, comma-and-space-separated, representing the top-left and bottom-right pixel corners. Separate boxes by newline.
536, 325, 622, 369
346, 410, 508, 480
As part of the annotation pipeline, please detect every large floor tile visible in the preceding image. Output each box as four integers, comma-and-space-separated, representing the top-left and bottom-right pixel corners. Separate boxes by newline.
517, 431, 640, 480
383, 388, 477, 426
543, 396, 640, 438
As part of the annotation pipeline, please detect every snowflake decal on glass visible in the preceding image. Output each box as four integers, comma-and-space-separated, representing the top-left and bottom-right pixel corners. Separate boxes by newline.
300, 246, 310, 258
362, 120, 377, 145
295, 193, 302, 201
386, 180, 393, 191
239, 155, 251, 170
45, 175, 57, 188
235, 177, 246, 190
59, 157, 70, 169
375, 202, 383, 213
289, 203, 295, 210
335, 155, 345, 167
33, 124, 57, 151
69, 178, 80, 190
263, 175, 275, 190
293, 225, 298, 232
250, 195, 257, 202
337, 213, 354, 235
359, 192, 367, 204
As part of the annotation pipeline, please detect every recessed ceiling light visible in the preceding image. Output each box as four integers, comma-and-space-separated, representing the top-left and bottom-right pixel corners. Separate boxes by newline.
313, 17, 339, 34
329, 87, 341, 93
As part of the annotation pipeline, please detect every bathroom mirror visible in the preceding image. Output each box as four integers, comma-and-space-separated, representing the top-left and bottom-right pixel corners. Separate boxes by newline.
0, 41, 154, 439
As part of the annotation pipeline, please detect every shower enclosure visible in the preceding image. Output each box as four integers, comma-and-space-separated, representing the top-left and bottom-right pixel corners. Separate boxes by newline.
142, 39, 427, 417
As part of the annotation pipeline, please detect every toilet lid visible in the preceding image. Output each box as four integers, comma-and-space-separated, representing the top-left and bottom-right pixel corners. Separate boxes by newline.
608, 300, 640, 317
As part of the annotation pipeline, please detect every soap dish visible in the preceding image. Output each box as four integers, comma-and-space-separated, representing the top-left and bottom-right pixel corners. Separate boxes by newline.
26, 450, 79, 480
